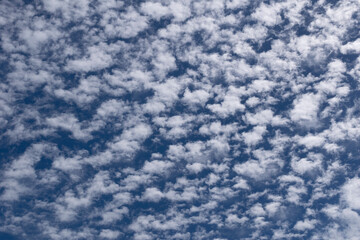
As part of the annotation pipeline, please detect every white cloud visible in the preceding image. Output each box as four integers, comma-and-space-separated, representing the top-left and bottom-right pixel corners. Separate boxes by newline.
290, 93, 323, 125
297, 134, 325, 149
242, 125, 267, 146
234, 160, 265, 180
0, 143, 56, 201
142, 160, 174, 174
186, 163, 205, 174
168, 2, 191, 22
208, 94, 245, 118
66, 46, 113, 72
140, 2, 170, 20
248, 79, 276, 93
234, 149, 283, 181
19, 26, 60, 50
46, 114, 92, 140
251, 3, 283, 27
249, 203, 266, 217
121, 123, 152, 142
101, 7, 148, 38
1, 0, 360, 238
342, 178, 360, 210
265, 202, 281, 217
182, 88, 211, 107
53, 155, 83, 172
99, 229, 121, 239
291, 153, 323, 175
286, 185, 307, 204
100, 207, 128, 225
341, 39, 360, 54
142, 187, 164, 202
42, 0, 90, 20
294, 219, 317, 231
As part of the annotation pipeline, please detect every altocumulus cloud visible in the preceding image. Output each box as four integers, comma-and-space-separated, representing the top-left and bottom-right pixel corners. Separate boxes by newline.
0, 0, 360, 239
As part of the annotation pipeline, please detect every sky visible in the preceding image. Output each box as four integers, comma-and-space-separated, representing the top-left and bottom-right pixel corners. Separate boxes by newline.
0, 0, 360, 239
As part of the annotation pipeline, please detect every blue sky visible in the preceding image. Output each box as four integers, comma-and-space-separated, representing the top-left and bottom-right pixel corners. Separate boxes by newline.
0, 0, 360, 239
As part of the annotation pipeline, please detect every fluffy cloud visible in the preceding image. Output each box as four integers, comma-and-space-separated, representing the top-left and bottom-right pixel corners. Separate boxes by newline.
1, 0, 359, 239
290, 93, 323, 126
342, 178, 360, 210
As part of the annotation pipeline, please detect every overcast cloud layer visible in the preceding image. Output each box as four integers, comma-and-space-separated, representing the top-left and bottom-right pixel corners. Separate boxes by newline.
0, 0, 360, 239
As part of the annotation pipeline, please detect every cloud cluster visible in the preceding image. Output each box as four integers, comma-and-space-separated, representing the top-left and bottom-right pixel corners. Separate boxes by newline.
0, 0, 360, 239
